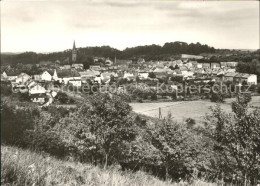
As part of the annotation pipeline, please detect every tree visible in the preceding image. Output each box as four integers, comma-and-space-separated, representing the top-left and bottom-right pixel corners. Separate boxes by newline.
205, 94, 260, 185
73, 93, 137, 168
148, 72, 156, 79
56, 92, 70, 104
80, 55, 94, 69
148, 114, 204, 181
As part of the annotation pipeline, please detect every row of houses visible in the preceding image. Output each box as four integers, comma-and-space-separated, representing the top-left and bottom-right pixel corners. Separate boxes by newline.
2, 60, 257, 88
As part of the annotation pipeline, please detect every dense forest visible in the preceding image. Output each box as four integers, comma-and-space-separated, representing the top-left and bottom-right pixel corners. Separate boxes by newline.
1, 41, 215, 65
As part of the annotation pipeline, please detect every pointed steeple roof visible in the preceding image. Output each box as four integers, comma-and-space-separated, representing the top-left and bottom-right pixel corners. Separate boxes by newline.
73, 40, 76, 50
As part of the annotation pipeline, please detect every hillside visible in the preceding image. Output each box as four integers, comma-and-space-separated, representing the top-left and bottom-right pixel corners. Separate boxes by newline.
1, 41, 215, 65
1, 145, 215, 186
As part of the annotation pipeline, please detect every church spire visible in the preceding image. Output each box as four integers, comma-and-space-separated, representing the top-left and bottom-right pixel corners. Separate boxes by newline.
72, 40, 77, 63
73, 40, 76, 50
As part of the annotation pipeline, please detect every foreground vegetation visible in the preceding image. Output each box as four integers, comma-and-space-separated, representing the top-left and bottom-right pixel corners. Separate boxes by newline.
1, 91, 260, 185
1, 145, 215, 186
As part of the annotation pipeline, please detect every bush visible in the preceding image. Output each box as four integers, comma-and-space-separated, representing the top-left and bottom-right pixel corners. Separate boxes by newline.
1, 101, 39, 145
210, 92, 224, 103
56, 92, 70, 104
151, 94, 157, 101
1, 82, 12, 96
185, 118, 196, 128
24, 130, 67, 158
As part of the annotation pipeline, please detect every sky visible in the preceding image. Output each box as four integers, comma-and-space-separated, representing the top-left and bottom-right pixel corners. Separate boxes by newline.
1, 0, 259, 53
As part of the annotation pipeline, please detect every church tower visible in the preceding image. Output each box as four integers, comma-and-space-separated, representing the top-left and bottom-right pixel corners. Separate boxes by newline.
72, 40, 77, 63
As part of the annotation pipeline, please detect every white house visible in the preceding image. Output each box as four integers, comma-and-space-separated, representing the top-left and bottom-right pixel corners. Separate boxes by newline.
16, 73, 31, 84
68, 79, 82, 87
124, 72, 135, 79
247, 74, 257, 84
72, 64, 84, 70
4, 71, 20, 81
41, 71, 53, 81
30, 93, 46, 103
234, 73, 257, 85
53, 69, 81, 84
197, 63, 203, 69
29, 84, 46, 95
138, 72, 149, 79
94, 74, 104, 84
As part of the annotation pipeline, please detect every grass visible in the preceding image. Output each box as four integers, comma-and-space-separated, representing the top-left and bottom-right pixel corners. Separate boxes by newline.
130, 96, 260, 123
1, 145, 216, 186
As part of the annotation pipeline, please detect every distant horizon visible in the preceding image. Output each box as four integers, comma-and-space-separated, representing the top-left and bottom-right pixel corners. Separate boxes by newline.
1, 42, 259, 55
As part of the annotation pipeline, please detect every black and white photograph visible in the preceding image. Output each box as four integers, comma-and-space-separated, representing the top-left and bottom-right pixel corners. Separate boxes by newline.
1, 0, 260, 185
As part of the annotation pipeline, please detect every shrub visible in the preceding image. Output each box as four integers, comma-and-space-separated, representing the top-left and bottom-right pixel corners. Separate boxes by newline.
185, 118, 196, 128
1, 101, 39, 145
151, 94, 157, 101
56, 92, 70, 104
210, 92, 224, 103
24, 130, 67, 158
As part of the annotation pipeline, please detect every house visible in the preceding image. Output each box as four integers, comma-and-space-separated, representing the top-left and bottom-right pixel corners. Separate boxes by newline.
202, 63, 210, 69
211, 63, 220, 69
174, 60, 183, 66
154, 72, 168, 79
39, 61, 53, 67
124, 72, 135, 79
138, 72, 149, 79
114, 59, 132, 66
16, 73, 31, 84
41, 71, 53, 81
1, 71, 8, 81
33, 74, 42, 81
179, 66, 188, 73
181, 54, 203, 60
60, 65, 71, 70
93, 57, 105, 63
89, 65, 101, 71
3, 71, 20, 81
197, 63, 203, 69
53, 69, 81, 84
29, 84, 46, 95
30, 93, 47, 103
220, 62, 227, 68
68, 79, 82, 87
94, 74, 104, 84
72, 64, 84, 70
137, 58, 145, 64
101, 72, 118, 83
223, 72, 237, 82
234, 73, 257, 85
79, 70, 97, 82
226, 62, 238, 68
27, 80, 38, 90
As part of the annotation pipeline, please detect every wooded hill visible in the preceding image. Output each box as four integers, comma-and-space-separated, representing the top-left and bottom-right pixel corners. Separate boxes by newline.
1, 41, 215, 65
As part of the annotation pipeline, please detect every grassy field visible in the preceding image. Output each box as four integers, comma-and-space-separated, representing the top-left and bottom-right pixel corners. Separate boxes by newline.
130, 96, 260, 123
1, 145, 216, 186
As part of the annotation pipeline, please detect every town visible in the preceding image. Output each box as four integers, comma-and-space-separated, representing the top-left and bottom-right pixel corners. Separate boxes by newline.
1, 41, 258, 106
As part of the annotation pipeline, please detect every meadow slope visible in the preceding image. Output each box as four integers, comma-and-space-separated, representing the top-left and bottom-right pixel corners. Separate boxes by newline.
1, 145, 216, 186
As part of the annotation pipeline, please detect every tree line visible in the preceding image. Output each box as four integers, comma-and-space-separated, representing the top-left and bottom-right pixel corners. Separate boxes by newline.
1, 41, 215, 65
